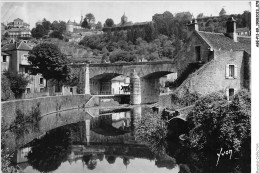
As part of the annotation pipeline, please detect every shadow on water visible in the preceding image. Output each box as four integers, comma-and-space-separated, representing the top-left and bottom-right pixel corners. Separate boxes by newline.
8, 106, 181, 173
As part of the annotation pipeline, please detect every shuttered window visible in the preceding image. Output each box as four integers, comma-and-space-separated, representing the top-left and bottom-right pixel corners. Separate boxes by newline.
225, 64, 238, 79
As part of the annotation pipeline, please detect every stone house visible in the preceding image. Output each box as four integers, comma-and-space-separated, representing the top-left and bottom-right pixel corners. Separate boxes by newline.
1, 40, 46, 97
174, 17, 250, 100
6, 18, 31, 39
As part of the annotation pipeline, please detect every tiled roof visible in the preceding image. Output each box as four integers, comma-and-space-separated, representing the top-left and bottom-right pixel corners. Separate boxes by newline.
196, 31, 251, 54
7, 22, 14, 25
1, 41, 32, 51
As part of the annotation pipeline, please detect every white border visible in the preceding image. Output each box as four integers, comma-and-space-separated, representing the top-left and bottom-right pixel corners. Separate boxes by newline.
251, 0, 260, 173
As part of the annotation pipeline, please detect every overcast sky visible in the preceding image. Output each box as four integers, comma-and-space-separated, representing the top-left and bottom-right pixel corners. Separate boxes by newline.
1, 1, 251, 28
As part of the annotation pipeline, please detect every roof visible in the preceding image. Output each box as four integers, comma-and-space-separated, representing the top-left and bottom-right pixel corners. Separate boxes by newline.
14, 18, 23, 22
236, 27, 250, 33
23, 23, 30, 26
1, 41, 32, 52
8, 28, 31, 32
1, 52, 10, 56
7, 22, 14, 25
196, 31, 251, 54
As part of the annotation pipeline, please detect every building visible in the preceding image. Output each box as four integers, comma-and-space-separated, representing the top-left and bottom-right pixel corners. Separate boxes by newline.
8, 28, 31, 38
66, 15, 84, 33
7, 18, 30, 29
6, 18, 31, 39
236, 27, 251, 36
1, 40, 46, 97
174, 17, 250, 100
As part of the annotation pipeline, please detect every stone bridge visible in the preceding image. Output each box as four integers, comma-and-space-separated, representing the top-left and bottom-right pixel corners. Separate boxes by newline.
87, 61, 176, 104
72, 61, 176, 104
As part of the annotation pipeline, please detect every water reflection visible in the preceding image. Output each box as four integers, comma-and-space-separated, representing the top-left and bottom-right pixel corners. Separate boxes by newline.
12, 107, 180, 173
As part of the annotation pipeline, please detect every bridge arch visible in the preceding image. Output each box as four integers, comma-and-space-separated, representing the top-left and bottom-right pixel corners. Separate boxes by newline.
86, 61, 176, 104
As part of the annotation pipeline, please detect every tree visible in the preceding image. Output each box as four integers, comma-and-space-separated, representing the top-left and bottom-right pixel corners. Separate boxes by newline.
96, 21, 102, 30
241, 11, 251, 29
81, 20, 89, 29
197, 13, 204, 18
85, 13, 95, 23
105, 18, 114, 27
42, 18, 51, 33
3, 71, 30, 99
187, 90, 251, 153
31, 25, 46, 39
49, 30, 63, 40
1, 74, 15, 101
28, 43, 71, 89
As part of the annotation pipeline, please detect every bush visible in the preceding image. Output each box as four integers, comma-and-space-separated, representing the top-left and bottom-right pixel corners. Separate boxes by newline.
1, 74, 14, 101
135, 108, 168, 154
3, 71, 30, 99
187, 90, 251, 153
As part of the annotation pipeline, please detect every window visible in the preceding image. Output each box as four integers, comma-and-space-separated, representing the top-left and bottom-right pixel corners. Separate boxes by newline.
226, 64, 237, 79
70, 88, 73, 93
26, 88, 31, 94
3, 56, 6, 62
226, 88, 235, 101
195, 46, 201, 61
229, 65, 235, 78
25, 67, 30, 73
40, 78, 44, 85
40, 88, 44, 93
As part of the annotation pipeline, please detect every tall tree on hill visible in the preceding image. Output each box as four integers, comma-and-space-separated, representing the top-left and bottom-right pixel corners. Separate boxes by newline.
28, 43, 71, 90
31, 25, 46, 39
242, 11, 251, 29
85, 13, 95, 23
197, 13, 204, 18
96, 21, 102, 30
105, 18, 114, 27
81, 20, 89, 29
42, 18, 51, 32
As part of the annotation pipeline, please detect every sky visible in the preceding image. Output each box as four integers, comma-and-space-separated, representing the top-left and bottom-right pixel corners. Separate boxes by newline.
1, 1, 251, 29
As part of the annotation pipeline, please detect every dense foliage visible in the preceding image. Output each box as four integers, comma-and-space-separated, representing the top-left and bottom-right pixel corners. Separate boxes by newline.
1, 74, 15, 101
187, 90, 251, 153
135, 108, 168, 154
104, 18, 114, 27
3, 71, 30, 99
28, 43, 71, 87
198, 11, 251, 32
31, 19, 66, 40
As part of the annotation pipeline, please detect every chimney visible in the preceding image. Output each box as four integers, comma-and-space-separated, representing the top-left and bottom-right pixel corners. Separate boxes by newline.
187, 19, 198, 32
226, 17, 237, 42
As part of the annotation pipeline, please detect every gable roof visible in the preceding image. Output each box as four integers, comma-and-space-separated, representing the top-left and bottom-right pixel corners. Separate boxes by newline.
1, 41, 32, 52
195, 31, 251, 54
14, 18, 23, 22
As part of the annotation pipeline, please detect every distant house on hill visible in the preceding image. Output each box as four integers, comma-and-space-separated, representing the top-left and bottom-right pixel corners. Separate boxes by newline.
5, 18, 31, 39
174, 17, 250, 100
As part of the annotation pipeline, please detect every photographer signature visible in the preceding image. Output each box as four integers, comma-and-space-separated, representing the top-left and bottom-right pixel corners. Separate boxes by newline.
216, 148, 232, 166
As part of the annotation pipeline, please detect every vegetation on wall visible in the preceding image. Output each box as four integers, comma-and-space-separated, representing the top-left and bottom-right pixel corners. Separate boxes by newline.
3, 71, 30, 99
1, 74, 15, 101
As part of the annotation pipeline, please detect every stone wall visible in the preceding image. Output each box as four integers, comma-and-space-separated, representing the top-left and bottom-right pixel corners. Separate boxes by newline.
1, 94, 92, 128
159, 94, 172, 108
175, 50, 245, 97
